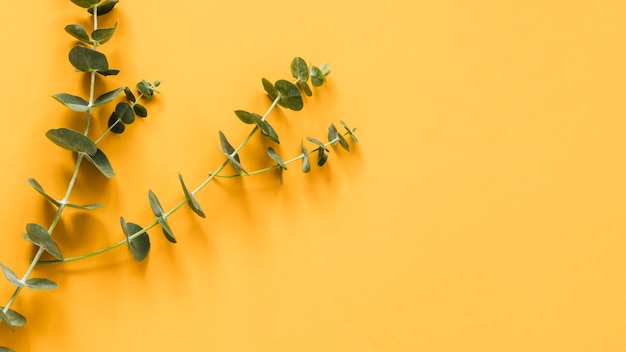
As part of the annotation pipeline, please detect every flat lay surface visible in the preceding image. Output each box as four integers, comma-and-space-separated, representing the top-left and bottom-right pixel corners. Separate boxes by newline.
1, 1, 626, 351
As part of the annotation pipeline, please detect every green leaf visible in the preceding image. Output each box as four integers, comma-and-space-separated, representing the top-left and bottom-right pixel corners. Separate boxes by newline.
23, 223, 63, 260
24, 278, 57, 290
0, 346, 15, 352
108, 112, 125, 134
84, 148, 116, 178
337, 133, 350, 151
65, 24, 91, 44
275, 80, 303, 111
259, 120, 280, 144
0, 309, 15, 333
320, 63, 331, 76
300, 141, 310, 173
136, 80, 154, 99
46, 128, 97, 156
0, 263, 22, 288
310, 66, 326, 87
52, 93, 89, 112
328, 123, 339, 145
340, 120, 359, 143
121, 218, 150, 261
291, 57, 309, 82
92, 22, 117, 45
116, 102, 135, 124
71, 0, 100, 8
69, 46, 109, 73
298, 80, 313, 97
65, 203, 104, 210
317, 149, 329, 167
89, 0, 119, 15
178, 173, 206, 218
124, 87, 136, 102
0, 307, 26, 327
234, 110, 256, 125
148, 190, 176, 243
218, 132, 247, 175
262, 78, 278, 100
27, 178, 60, 207
93, 87, 124, 107
133, 103, 148, 118
97, 69, 119, 77
306, 136, 329, 152
267, 147, 287, 170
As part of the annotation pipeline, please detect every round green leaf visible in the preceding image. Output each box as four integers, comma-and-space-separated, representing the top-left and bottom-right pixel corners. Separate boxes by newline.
46, 128, 97, 156
124, 87, 136, 102
291, 57, 309, 82
116, 102, 135, 124
275, 80, 303, 111
69, 45, 109, 73
64, 24, 91, 44
92, 22, 117, 45
84, 148, 116, 178
52, 93, 90, 112
121, 218, 150, 262
310, 66, 326, 87
23, 223, 63, 261
133, 103, 148, 118
108, 112, 125, 134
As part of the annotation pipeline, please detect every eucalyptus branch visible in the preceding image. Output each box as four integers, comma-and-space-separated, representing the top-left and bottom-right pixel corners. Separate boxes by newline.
0, 1, 159, 350
39, 58, 358, 265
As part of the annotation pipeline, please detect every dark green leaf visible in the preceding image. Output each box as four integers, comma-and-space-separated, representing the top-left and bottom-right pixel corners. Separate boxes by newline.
218, 131, 240, 163
46, 128, 97, 156
24, 278, 57, 290
0, 263, 22, 288
298, 80, 313, 97
27, 178, 61, 207
340, 120, 359, 143
71, 0, 99, 8
0, 307, 26, 327
306, 136, 329, 152
69, 45, 109, 73
310, 66, 326, 87
124, 87, 136, 102
260, 120, 279, 144
92, 22, 117, 45
291, 57, 309, 82
158, 218, 176, 243
133, 104, 148, 118
97, 69, 120, 76
217, 147, 247, 175
178, 173, 206, 218
108, 112, 125, 134
93, 87, 124, 107
275, 80, 303, 111
116, 102, 135, 124
300, 141, 310, 173
267, 148, 287, 170
337, 133, 350, 151
136, 80, 154, 99
121, 218, 150, 261
23, 223, 63, 260
64, 24, 91, 44
88, 0, 119, 15
0, 309, 15, 333
262, 78, 278, 100
52, 93, 89, 112
234, 110, 256, 125
148, 190, 165, 217
84, 148, 116, 178
328, 123, 339, 145
317, 149, 329, 167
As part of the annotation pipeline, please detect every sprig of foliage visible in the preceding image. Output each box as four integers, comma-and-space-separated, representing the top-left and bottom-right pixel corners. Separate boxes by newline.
0, 1, 158, 350
38, 57, 356, 264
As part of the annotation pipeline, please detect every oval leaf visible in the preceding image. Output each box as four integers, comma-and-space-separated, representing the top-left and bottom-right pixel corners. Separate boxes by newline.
317, 149, 329, 167
46, 128, 97, 156
260, 120, 279, 144
158, 217, 176, 243
0, 307, 26, 327
69, 45, 109, 72
92, 22, 117, 45
27, 178, 60, 207
124, 87, 136, 102
234, 110, 256, 125
298, 80, 313, 97
291, 57, 309, 82
306, 136, 329, 152
0, 263, 22, 288
133, 103, 148, 118
340, 120, 359, 143
108, 112, 125, 134
337, 133, 350, 151
93, 87, 124, 107
52, 93, 89, 112
275, 80, 303, 111
0, 309, 15, 333
24, 278, 57, 290
327, 123, 339, 145
116, 102, 135, 124
262, 78, 278, 100
300, 142, 311, 173
310, 66, 326, 87
65, 202, 104, 210
178, 173, 206, 218
71, 0, 99, 8
267, 147, 287, 170
88, 0, 119, 15
24, 223, 63, 260
64, 24, 91, 44
84, 148, 116, 178
121, 218, 150, 262
148, 190, 165, 217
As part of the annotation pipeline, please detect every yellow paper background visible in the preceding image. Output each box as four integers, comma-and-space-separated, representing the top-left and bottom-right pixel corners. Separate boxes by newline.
2, 0, 626, 351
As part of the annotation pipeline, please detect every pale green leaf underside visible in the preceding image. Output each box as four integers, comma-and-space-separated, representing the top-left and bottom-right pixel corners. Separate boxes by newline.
46, 128, 97, 156
0, 309, 15, 333
24, 223, 63, 260
0, 263, 22, 288
267, 147, 287, 170
178, 173, 206, 218
52, 93, 89, 112
24, 278, 58, 290
84, 148, 116, 178
93, 87, 123, 107
0, 307, 26, 327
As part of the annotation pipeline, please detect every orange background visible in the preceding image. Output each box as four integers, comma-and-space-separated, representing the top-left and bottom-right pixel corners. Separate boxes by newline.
2, 0, 626, 351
